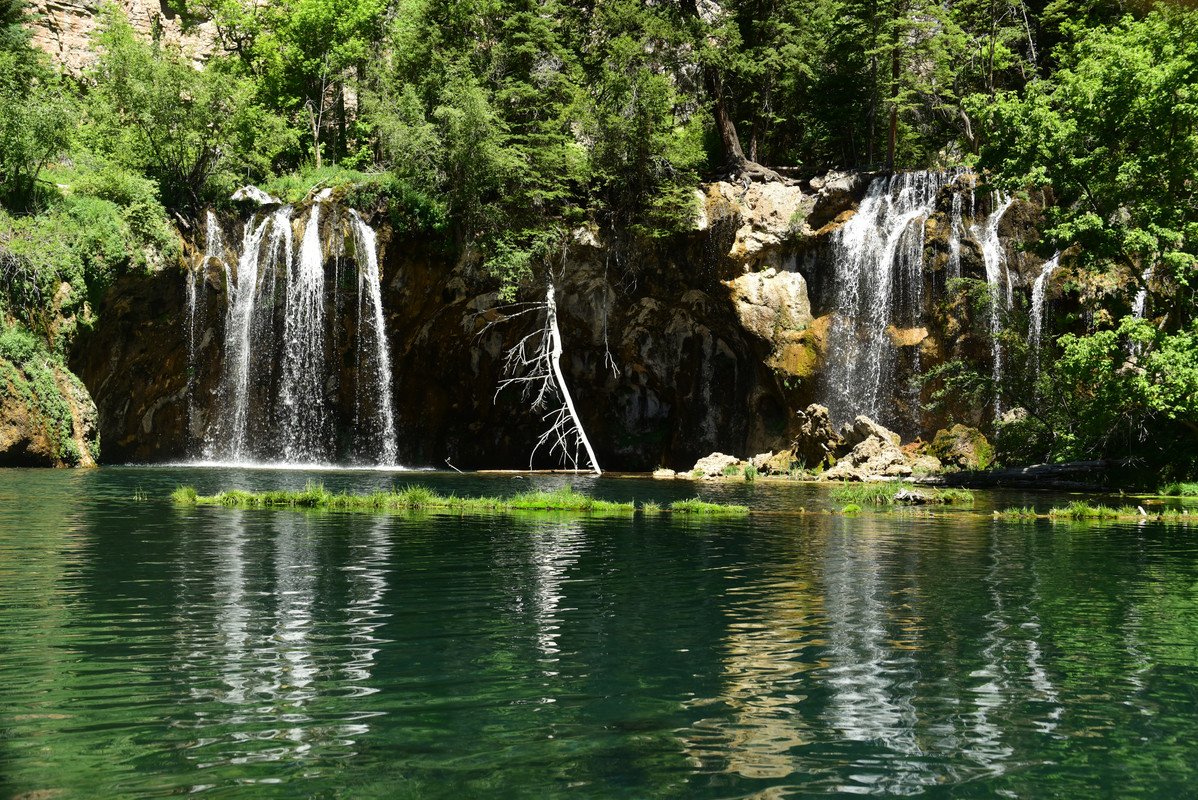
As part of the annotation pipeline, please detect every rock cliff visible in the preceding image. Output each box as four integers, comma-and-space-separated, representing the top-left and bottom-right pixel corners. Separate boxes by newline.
27, 0, 216, 75
59, 170, 1057, 470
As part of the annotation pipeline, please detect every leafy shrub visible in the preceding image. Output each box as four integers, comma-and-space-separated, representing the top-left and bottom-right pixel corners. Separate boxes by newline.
0, 323, 39, 364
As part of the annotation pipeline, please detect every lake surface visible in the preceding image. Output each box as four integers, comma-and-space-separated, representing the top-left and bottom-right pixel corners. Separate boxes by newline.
2, 466, 1197, 798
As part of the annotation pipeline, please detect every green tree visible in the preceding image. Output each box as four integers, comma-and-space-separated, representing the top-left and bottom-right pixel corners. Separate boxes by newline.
85, 8, 291, 212
977, 8, 1198, 324
184, 0, 386, 167
0, 0, 75, 209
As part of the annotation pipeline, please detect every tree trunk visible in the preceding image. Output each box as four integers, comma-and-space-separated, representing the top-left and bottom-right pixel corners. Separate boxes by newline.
545, 282, 601, 475
886, 24, 900, 170
680, 0, 781, 183
306, 103, 322, 170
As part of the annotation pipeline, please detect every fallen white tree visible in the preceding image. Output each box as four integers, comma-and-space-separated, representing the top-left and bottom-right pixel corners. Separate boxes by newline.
492, 281, 602, 475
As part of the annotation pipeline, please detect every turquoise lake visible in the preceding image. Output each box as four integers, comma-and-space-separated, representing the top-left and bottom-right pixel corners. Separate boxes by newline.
2, 467, 1197, 798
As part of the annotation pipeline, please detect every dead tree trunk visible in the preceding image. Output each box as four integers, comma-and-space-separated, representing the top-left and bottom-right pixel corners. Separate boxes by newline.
494, 282, 601, 475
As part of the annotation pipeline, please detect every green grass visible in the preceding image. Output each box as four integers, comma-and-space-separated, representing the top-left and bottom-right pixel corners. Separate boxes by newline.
173, 482, 757, 515
1048, 501, 1120, 520
830, 480, 974, 506
997, 503, 1194, 524
720, 463, 742, 478
668, 498, 750, 515
1160, 482, 1198, 497
994, 506, 1038, 518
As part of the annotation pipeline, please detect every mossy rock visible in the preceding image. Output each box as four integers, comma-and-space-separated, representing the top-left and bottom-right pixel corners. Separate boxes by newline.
927, 424, 994, 470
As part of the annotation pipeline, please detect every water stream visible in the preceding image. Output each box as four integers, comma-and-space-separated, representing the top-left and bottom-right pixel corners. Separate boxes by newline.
191, 204, 399, 466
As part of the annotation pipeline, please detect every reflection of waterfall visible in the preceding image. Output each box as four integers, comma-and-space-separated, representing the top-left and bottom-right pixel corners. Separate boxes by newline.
177, 512, 389, 767
193, 203, 399, 465
963, 530, 1062, 774
819, 526, 926, 793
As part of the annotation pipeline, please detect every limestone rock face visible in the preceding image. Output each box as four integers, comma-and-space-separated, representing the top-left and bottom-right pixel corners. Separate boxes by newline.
27, 0, 218, 76
700, 181, 810, 273
726, 267, 813, 342
808, 171, 867, 231
838, 415, 901, 452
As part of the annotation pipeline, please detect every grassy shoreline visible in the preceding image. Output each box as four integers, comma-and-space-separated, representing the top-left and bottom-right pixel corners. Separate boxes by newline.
171, 483, 750, 515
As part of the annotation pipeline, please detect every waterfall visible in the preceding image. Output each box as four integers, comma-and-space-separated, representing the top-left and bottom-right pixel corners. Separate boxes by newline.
1029, 252, 1060, 354
279, 202, 330, 461
947, 191, 964, 281
196, 203, 400, 466
1132, 266, 1153, 319
973, 192, 1015, 413
821, 171, 950, 434
350, 210, 398, 466
1029, 252, 1060, 379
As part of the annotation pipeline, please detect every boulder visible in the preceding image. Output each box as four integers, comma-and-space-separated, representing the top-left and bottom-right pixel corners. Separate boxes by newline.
725, 268, 813, 341
821, 434, 911, 481
790, 403, 842, 466
690, 452, 742, 478
928, 424, 994, 470
837, 415, 901, 454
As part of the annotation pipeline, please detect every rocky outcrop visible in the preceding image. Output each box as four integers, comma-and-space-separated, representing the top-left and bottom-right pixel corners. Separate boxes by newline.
689, 452, 742, 477
818, 415, 941, 481
1, 359, 98, 467
27, 0, 217, 76
64, 168, 1052, 470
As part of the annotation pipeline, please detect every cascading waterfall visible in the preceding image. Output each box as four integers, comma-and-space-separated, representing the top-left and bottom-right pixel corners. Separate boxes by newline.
1029, 252, 1060, 354
819, 169, 1030, 434
187, 212, 221, 436
1029, 252, 1060, 377
1132, 266, 1153, 319
350, 210, 398, 466
279, 202, 330, 461
973, 192, 1016, 413
821, 170, 956, 434
193, 202, 400, 466
217, 207, 292, 461
947, 191, 964, 281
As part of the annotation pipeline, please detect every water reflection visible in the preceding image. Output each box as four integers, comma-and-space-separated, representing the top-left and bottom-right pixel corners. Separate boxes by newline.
170, 510, 391, 772
6, 469, 1198, 799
